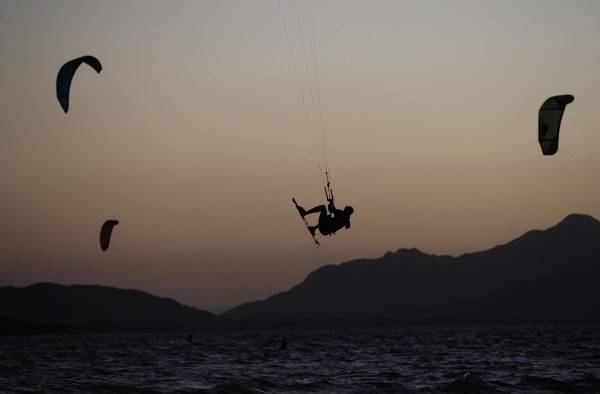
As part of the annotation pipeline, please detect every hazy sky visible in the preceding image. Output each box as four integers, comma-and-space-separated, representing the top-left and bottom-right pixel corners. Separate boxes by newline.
2, 0, 600, 312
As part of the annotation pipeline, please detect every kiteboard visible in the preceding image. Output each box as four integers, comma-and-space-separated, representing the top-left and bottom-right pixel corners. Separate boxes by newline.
292, 198, 320, 246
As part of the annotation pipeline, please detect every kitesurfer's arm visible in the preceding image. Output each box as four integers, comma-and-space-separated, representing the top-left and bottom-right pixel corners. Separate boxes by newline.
327, 198, 336, 213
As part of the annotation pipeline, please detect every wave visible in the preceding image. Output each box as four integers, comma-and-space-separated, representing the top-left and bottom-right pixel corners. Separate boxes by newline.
438, 372, 504, 393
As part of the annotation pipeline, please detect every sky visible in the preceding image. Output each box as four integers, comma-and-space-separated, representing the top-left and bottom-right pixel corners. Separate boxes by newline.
2, 0, 600, 313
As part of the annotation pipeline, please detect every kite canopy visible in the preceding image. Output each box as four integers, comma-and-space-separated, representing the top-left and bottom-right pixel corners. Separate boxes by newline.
99, 220, 119, 252
56, 56, 102, 113
538, 95, 574, 155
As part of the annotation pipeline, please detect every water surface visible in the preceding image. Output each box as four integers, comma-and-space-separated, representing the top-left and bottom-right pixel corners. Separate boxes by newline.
1, 325, 599, 393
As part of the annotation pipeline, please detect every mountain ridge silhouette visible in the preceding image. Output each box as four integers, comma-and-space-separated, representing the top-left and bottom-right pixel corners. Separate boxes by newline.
2, 214, 599, 330
223, 213, 600, 322
0, 282, 217, 328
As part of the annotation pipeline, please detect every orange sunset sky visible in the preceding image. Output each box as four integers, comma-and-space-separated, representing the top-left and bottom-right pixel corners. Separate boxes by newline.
2, 0, 600, 311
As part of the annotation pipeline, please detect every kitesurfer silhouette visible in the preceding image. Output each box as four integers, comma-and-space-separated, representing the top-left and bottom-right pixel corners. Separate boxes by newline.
293, 173, 353, 245
294, 199, 353, 236
293, 176, 354, 246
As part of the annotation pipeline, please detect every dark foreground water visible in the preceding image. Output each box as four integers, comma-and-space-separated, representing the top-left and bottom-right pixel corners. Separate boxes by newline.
1, 325, 600, 393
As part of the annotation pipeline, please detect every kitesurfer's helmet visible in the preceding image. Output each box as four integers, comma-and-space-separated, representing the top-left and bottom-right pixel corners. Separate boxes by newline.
344, 206, 354, 216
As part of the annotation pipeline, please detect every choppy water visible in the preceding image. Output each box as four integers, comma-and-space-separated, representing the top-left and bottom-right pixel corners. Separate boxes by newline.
1, 325, 600, 393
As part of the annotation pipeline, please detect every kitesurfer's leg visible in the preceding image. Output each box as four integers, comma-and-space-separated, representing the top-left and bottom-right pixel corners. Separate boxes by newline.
316, 207, 332, 235
302, 205, 327, 218
293, 199, 310, 217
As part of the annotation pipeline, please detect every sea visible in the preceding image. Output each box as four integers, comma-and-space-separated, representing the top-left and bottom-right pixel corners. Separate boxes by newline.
1, 325, 599, 393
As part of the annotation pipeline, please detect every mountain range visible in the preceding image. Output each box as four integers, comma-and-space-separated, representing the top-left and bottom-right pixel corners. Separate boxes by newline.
2, 214, 600, 333
223, 214, 600, 323
0, 283, 217, 333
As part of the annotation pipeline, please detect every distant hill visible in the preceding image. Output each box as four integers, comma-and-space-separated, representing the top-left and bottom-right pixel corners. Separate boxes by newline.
223, 214, 600, 323
0, 315, 67, 336
0, 283, 217, 330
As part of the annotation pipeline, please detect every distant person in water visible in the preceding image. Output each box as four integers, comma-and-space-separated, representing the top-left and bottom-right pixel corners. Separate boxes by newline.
293, 196, 354, 237
280, 336, 287, 350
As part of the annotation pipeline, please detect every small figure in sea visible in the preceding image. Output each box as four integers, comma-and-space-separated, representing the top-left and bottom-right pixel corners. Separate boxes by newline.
187, 333, 193, 344
280, 336, 287, 350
